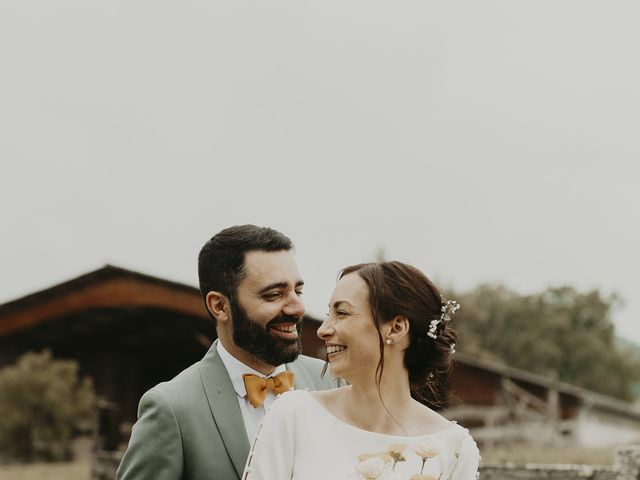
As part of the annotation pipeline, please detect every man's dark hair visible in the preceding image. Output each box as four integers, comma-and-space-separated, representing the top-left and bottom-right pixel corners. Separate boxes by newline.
198, 225, 294, 311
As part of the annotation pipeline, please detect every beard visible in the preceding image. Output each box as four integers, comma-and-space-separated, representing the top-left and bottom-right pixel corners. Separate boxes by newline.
230, 300, 303, 366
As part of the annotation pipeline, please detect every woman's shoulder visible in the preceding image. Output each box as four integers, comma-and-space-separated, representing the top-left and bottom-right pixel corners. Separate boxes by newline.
308, 385, 347, 401
443, 422, 480, 462
455, 424, 479, 449
409, 401, 459, 436
270, 387, 329, 412
274, 388, 310, 406
264, 388, 336, 434
260, 390, 312, 427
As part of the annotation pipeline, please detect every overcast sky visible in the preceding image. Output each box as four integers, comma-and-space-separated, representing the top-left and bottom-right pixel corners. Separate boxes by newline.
1, 1, 639, 345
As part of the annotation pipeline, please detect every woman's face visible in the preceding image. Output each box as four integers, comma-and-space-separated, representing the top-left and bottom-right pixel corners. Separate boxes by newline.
317, 272, 383, 381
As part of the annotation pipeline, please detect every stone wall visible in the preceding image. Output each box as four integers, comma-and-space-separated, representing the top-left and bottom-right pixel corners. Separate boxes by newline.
480, 464, 616, 480
92, 445, 640, 479
479, 446, 640, 480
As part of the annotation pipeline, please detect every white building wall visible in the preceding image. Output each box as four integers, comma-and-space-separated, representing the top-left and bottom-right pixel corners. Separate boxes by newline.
574, 406, 640, 447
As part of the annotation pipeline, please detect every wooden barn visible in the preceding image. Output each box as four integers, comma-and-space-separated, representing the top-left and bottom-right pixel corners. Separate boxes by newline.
0, 266, 325, 425
447, 353, 640, 447
1, 265, 638, 451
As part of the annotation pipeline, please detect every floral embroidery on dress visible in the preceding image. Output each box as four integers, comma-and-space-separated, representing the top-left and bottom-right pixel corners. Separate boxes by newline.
354, 443, 442, 480
412, 445, 439, 474
355, 457, 387, 479
387, 444, 407, 471
352, 440, 481, 480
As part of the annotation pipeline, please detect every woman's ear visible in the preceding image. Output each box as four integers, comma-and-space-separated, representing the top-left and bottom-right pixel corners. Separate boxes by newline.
205, 291, 231, 324
386, 315, 410, 344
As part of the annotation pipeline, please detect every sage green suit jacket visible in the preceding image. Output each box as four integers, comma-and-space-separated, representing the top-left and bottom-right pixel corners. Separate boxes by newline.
116, 341, 336, 480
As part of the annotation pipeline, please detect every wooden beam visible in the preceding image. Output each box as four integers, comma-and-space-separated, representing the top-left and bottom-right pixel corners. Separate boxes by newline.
0, 277, 207, 336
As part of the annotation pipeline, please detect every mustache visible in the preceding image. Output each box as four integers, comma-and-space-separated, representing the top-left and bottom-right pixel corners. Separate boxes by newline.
267, 314, 303, 328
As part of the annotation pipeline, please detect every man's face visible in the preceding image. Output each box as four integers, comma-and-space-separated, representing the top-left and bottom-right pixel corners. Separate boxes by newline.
231, 250, 305, 366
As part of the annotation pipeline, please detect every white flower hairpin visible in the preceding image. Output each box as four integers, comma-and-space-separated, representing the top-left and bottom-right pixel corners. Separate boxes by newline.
426, 297, 460, 340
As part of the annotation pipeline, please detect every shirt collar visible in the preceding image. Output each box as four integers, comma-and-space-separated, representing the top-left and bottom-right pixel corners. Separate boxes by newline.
217, 340, 287, 398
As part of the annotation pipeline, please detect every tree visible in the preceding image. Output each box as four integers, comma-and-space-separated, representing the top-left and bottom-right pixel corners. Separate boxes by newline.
0, 350, 97, 462
450, 285, 640, 401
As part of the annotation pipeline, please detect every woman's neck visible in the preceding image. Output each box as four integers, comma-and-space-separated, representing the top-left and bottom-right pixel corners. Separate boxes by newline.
343, 365, 415, 435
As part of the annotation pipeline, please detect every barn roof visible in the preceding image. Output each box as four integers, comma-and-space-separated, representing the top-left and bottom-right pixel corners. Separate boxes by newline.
0, 265, 207, 337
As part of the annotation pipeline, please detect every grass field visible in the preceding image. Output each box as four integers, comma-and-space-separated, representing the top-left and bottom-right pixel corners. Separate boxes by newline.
0, 460, 90, 480
0, 437, 93, 480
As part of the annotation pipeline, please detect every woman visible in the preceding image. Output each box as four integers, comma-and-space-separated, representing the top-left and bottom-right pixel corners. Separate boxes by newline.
243, 261, 479, 480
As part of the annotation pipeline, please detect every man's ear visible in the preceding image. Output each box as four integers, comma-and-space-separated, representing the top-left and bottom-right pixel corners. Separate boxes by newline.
206, 291, 231, 324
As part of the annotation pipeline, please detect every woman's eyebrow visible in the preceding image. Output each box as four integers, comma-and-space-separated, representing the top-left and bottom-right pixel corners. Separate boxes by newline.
330, 300, 353, 309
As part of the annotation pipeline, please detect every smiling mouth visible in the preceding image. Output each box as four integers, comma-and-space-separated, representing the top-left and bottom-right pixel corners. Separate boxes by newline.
269, 323, 299, 339
326, 345, 347, 356
271, 323, 297, 333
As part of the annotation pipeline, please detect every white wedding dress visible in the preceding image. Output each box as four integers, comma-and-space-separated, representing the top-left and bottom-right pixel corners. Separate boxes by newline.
242, 390, 480, 480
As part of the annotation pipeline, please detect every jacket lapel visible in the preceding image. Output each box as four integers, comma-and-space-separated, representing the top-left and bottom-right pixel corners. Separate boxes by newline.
199, 341, 250, 479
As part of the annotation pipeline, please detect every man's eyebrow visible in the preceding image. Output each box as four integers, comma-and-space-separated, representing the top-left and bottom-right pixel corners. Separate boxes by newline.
258, 280, 304, 295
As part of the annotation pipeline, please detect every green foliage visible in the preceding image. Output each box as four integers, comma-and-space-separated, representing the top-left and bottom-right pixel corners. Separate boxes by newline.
0, 350, 96, 463
451, 285, 640, 401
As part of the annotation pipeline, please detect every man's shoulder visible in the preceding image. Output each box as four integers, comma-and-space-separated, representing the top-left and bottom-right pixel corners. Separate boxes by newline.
289, 354, 339, 390
290, 354, 325, 373
141, 360, 204, 406
145, 342, 225, 399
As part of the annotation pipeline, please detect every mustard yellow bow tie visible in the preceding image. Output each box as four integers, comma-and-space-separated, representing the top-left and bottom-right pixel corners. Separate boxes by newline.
242, 371, 294, 408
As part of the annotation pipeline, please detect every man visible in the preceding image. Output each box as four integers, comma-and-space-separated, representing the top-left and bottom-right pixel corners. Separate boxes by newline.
116, 225, 337, 480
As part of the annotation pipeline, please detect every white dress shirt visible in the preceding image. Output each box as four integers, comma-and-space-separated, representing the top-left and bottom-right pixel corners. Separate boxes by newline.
216, 341, 287, 443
